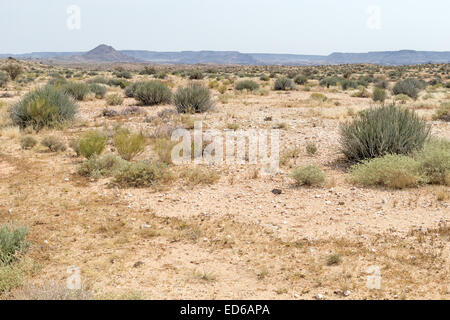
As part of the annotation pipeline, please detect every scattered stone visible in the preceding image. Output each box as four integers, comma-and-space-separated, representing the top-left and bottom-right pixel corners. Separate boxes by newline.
141, 224, 151, 229
133, 261, 144, 268
315, 293, 324, 300
271, 189, 282, 195
344, 290, 350, 296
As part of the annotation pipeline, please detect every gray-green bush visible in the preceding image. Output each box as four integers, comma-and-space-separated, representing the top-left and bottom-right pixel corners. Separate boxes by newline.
9, 86, 78, 131
339, 105, 430, 161
174, 84, 213, 113
134, 81, 172, 106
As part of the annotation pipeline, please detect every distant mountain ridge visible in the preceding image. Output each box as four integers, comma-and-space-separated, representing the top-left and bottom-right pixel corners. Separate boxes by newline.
1, 45, 450, 65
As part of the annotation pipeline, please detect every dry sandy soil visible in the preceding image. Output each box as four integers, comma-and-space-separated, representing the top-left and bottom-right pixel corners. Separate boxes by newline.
0, 62, 448, 300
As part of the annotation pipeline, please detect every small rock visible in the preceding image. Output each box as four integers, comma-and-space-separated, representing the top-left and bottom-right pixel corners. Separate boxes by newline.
133, 261, 144, 268
344, 290, 350, 296
271, 189, 282, 195
315, 294, 324, 300
141, 224, 151, 229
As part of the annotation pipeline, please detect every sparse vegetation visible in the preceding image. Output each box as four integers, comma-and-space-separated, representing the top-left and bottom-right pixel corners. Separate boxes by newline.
41, 136, 66, 152
113, 161, 173, 188
274, 77, 295, 91
10, 86, 78, 131
235, 80, 260, 91
134, 81, 172, 106
174, 84, 213, 113
339, 105, 430, 161
105, 93, 124, 106
78, 130, 107, 159
292, 165, 325, 186
113, 128, 146, 161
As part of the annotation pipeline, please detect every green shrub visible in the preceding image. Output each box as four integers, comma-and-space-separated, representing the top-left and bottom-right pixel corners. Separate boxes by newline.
61, 82, 89, 101
0, 71, 8, 88
320, 76, 341, 88
310, 93, 327, 102
294, 75, 307, 85
41, 136, 66, 152
86, 76, 109, 85
107, 78, 129, 88
9, 86, 78, 131
47, 76, 68, 88
375, 79, 389, 89
292, 165, 325, 186
0, 224, 29, 265
189, 70, 204, 80
105, 93, 124, 106
432, 103, 450, 122
88, 83, 107, 99
349, 154, 425, 189
306, 142, 317, 155
134, 81, 172, 106
79, 130, 107, 159
372, 87, 386, 103
274, 77, 295, 91
415, 139, 450, 185
78, 154, 127, 178
20, 136, 37, 150
69, 139, 81, 156
392, 78, 426, 99
113, 128, 146, 161
113, 161, 173, 188
124, 81, 143, 98
235, 80, 260, 91
113, 71, 132, 79
339, 105, 430, 161
174, 83, 213, 113
341, 79, 358, 90
2, 64, 23, 81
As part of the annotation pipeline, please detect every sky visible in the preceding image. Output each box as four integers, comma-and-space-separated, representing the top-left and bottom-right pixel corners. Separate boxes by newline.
1, 0, 449, 55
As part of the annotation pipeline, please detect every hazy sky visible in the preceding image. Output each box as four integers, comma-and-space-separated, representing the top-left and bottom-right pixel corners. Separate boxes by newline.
1, 0, 449, 54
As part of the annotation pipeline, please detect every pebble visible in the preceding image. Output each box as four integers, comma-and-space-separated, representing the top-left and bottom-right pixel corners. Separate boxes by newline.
141, 224, 151, 229
315, 294, 324, 300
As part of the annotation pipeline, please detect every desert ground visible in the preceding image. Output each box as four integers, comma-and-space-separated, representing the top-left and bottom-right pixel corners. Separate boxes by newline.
0, 61, 448, 300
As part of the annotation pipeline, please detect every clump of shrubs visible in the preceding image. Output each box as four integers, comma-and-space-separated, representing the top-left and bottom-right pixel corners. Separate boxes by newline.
349, 154, 425, 189
339, 105, 430, 161
112, 161, 173, 188
124, 81, 143, 98
41, 136, 66, 152
235, 80, 260, 91
10, 86, 78, 131
61, 82, 89, 101
113, 128, 146, 161
294, 75, 308, 85
174, 84, 213, 113
0, 223, 29, 265
20, 136, 37, 150
78, 130, 107, 159
274, 77, 295, 91
415, 138, 450, 185
88, 83, 107, 99
432, 103, 450, 122
105, 93, 124, 106
134, 81, 172, 106
392, 78, 426, 100
78, 154, 127, 179
292, 165, 325, 186
0, 71, 8, 88
372, 87, 386, 103
2, 64, 23, 81
189, 70, 204, 80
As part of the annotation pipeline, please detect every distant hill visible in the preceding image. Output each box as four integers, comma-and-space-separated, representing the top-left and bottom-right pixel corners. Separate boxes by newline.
1, 45, 450, 65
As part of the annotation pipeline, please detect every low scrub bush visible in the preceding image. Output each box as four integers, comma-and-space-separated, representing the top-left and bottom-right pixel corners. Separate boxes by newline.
349, 154, 425, 189
124, 81, 143, 98
41, 136, 66, 152
0, 71, 8, 88
189, 70, 204, 80
235, 80, 260, 91
432, 103, 450, 122
174, 84, 213, 113
415, 138, 450, 185
310, 93, 327, 102
113, 128, 146, 161
274, 77, 295, 91
112, 161, 173, 188
20, 136, 37, 150
134, 81, 172, 106
78, 154, 127, 178
0, 224, 29, 265
88, 83, 107, 99
294, 75, 307, 85
180, 167, 220, 186
292, 165, 325, 186
61, 82, 89, 101
105, 93, 123, 106
2, 64, 23, 81
10, 86, 78, 131
339, 105, 430, 161
392, 78, 426, 99
78, 130, 107, 159
372, 87, 386, 103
